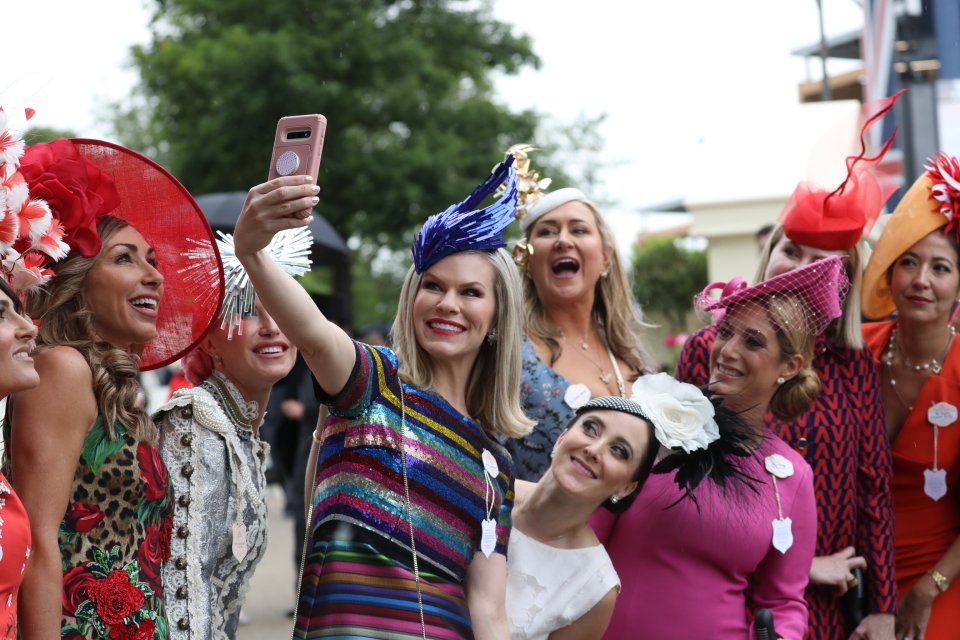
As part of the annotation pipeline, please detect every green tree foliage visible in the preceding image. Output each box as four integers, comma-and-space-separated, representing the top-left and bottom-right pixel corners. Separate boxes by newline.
119, 0, 541, 247
632, 237, 708, 330
24, 127, 78, 144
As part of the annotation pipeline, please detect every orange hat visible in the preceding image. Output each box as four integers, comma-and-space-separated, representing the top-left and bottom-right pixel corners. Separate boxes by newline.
861, 153, 960, 319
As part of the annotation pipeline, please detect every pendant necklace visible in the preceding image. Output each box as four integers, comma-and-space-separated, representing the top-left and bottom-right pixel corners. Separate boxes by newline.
562, 333, 624, 395
883, 324, 956, 410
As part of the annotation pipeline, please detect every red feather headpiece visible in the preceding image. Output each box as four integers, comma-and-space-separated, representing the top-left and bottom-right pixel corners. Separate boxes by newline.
779, 90, 904, 251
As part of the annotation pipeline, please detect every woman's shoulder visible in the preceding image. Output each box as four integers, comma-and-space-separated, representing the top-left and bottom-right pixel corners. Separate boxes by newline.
35, 345, 92, 377
30, 346, 95, 406
861, 320, 895, 356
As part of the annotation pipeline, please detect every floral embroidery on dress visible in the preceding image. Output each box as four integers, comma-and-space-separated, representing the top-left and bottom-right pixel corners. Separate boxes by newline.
59, 417, 172, 639
503, 335, 578, 481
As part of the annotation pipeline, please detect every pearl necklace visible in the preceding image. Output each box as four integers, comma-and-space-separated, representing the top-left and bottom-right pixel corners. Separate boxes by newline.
883, 325, 955, 374
883, 324, 956, 410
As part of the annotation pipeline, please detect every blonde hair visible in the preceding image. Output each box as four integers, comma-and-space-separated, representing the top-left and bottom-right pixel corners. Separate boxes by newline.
391, 249, 534, 438
755, 223, 864, 350
523, 199, 650, 374
767, 295, 820, 421
25, 216, 156, 443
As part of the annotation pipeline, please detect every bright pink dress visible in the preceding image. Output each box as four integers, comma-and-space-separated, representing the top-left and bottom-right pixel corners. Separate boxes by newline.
591, 434, 817, 640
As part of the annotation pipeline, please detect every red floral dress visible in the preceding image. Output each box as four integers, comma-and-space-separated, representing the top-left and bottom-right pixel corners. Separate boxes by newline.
0, 473, 31, 639
59, 416, 172, 639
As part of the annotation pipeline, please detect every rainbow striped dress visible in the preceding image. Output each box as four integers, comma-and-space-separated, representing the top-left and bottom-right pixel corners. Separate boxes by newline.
294, 342, 515, 639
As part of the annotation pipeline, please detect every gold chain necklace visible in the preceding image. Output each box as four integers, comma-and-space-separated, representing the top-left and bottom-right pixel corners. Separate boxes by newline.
562, 333, 613, 384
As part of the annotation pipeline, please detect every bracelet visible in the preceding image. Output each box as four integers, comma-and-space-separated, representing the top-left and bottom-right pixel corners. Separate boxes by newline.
928, 569, 950, 593
312, 429, 322, 444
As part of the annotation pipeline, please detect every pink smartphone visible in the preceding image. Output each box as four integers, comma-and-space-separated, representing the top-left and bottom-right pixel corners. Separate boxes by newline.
267, 114, 327, 181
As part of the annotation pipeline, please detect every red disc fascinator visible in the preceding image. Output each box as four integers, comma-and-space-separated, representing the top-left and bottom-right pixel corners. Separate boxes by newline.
22, 139, 224, 370
780, 90, 904, 251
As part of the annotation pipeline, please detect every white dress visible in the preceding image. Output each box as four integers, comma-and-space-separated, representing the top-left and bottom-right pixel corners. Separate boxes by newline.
506, 528, 620, 639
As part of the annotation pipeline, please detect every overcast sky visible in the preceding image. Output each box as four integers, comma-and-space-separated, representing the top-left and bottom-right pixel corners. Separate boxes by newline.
5, 0, 865, 244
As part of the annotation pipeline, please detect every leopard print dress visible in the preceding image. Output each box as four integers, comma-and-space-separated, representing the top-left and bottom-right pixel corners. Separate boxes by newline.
59, 416, 173, 639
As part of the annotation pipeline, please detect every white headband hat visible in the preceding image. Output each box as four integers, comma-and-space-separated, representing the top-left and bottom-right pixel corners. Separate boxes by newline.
519, 187, 589, 232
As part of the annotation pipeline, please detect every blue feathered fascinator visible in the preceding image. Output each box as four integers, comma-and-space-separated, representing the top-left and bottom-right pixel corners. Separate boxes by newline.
411, 155, 518, 273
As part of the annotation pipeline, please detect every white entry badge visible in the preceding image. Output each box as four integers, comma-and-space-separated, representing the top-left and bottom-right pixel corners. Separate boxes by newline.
928, 402, 958, 428
924, 468, 948, 501
772, 517, 794, 554
480, 518, 497, 557
563, 383, 591, 410
764, 454, 795, 479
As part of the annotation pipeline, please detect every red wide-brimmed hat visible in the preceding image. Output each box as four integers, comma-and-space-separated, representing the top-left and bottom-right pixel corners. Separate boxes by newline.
779, 91, 903, 251
20, 138, 224, 370
696, 256, 850, 336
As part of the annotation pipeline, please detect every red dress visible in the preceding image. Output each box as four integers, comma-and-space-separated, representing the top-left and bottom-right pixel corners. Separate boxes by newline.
864, 321, 960, 638
0, 472, 31, 639
677, 325, 896, 638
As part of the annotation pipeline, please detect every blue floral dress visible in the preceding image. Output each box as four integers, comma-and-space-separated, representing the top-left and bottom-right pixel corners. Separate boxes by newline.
503, 335, 579, 481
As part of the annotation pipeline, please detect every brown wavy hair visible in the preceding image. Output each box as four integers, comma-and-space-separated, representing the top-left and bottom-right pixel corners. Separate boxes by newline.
522, 199, 651, 375
24, 215, 155, 442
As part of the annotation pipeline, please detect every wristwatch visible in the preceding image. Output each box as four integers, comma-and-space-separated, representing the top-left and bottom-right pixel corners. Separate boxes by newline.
928, 569, 950, 593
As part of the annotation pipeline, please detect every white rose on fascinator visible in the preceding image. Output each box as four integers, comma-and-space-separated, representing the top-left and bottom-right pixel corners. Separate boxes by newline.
631, 373, 720, 453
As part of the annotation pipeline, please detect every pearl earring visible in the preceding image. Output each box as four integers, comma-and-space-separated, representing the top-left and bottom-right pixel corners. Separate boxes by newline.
777, 376, 785, 385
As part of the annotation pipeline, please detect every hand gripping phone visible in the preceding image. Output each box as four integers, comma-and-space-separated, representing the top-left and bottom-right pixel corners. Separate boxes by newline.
267, 114, 327, 181
754, 608, 778, 640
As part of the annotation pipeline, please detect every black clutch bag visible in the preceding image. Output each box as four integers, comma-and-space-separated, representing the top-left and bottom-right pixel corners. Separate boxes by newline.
841, 567, 868, 634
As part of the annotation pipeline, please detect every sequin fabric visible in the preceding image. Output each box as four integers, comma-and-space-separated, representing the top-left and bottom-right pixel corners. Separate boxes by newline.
310, 342, 514, 580
155, 372, 268, 639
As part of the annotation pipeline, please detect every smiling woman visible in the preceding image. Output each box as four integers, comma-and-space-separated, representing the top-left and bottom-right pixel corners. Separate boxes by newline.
506, 147, 654, 482
5, 137, 221, 639
232, 155, 532, 640
592, 258, 849, 640
0, 278, 39, 637
861, 153, 960, 640
154, 229, 305, 637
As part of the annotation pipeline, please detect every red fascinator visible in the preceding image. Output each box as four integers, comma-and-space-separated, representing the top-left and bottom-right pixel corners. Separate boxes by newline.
779, 90, 904, 251
22, 138, 224, 370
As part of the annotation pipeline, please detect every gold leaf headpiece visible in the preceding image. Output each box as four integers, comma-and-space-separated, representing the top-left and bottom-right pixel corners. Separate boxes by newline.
501, 144, 552, 223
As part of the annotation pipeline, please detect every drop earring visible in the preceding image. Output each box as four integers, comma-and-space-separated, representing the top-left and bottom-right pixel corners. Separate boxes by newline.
486, 329, 497, 345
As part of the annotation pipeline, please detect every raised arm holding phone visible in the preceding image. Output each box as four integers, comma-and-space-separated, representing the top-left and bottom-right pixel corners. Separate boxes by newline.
232, 135, 532, 639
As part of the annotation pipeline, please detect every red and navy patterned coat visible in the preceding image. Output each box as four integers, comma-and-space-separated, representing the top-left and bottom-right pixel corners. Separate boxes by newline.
676, 324, 896, 638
